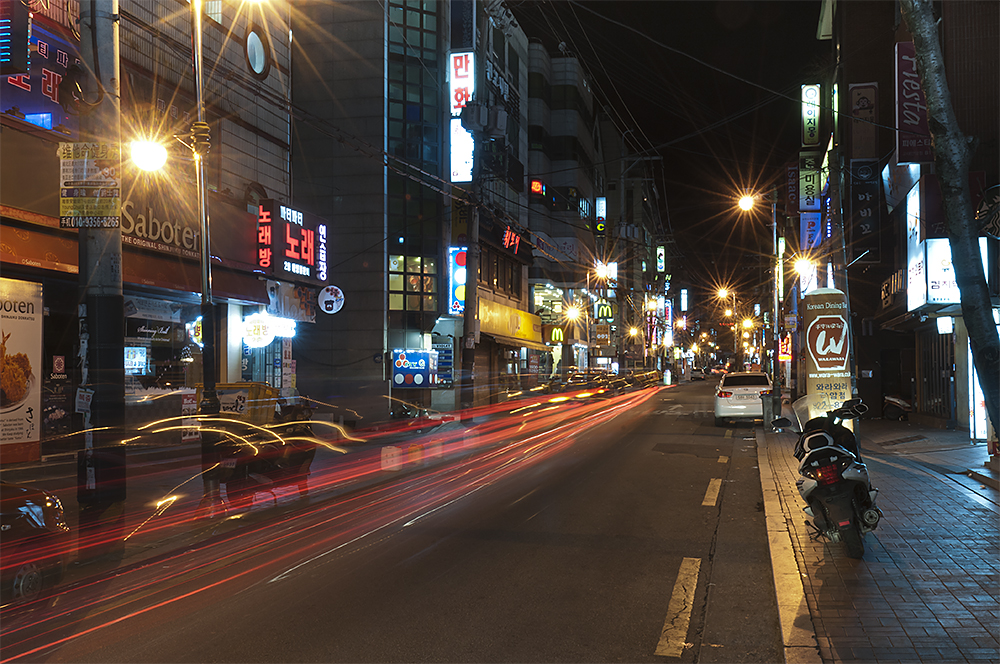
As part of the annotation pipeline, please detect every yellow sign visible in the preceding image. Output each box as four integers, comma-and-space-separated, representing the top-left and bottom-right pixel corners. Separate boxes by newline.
479, 299, 542, 342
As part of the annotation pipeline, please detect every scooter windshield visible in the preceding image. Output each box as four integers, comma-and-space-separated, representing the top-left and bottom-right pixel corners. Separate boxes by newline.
789, 393, 851, 430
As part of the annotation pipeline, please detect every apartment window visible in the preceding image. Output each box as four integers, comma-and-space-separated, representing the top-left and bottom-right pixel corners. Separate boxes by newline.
389, 254, 438, 312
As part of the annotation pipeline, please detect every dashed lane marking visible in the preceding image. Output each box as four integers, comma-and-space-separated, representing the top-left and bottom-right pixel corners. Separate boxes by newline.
718, 455, 729, 464
654, 557, 702, 657
702, 478, 723, 506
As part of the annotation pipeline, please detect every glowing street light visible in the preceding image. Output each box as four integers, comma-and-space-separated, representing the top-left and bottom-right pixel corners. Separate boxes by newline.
130, 140, 168, 172
738, 194, 756, 212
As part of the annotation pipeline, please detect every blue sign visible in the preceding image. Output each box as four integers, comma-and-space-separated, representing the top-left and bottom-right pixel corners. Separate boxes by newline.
1, 17, 80, 135
392, 349, 438, 388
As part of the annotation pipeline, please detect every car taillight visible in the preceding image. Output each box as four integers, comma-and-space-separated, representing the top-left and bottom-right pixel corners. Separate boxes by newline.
717, 390, 733, 398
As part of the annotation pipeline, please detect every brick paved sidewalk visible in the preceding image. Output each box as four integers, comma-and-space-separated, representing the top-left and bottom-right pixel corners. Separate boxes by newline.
763, 426, 999, 663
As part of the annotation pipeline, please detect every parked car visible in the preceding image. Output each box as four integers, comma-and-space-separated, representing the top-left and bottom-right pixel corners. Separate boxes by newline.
690, 368, 706, 381
713, 371, 772, 426
0, 481, 71, 602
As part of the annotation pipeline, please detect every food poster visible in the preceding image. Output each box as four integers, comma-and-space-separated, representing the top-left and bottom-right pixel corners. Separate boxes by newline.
1, 278, 44, 453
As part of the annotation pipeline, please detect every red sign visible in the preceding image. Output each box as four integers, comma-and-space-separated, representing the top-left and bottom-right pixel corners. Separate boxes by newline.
530, 179, 544, 195
256, 200, 328, 286
806, 314, 850, 372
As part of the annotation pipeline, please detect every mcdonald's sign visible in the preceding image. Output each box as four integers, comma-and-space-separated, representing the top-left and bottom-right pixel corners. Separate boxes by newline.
551, 327, 564, 343
595, 301, 614, 321
543, 325, 567, 344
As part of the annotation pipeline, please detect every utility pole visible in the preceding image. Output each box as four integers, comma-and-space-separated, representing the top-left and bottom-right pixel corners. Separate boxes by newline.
76, 0, 126, 551
460, 105, 482, 419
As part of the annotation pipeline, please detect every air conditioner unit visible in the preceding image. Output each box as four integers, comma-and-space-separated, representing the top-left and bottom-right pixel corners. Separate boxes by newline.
461, 102, 488, 133
488, 108, 508, 136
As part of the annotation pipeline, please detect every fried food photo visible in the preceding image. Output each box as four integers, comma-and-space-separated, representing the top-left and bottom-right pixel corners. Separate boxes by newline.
1, 330, 33, 406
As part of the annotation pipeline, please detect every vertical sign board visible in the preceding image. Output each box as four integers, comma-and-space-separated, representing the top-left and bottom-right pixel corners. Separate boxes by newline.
802, 288, 852, 419
895, 43, 934, 164
58, 142, 121, 228
0, 0, 31, 75
905, 186, 925, 311
799, 151, 823, 253
595, 196, 607, 236
849, 83, 879, 158
449, 51, 475, 183
0, 278, 43, 463
448, 246, 468, 315
801, 84, 821, 147
849, 159, 881, 263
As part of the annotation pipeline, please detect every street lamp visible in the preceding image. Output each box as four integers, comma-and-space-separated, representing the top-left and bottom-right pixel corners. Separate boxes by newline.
132, 0, 221, 512
737, 188, 781, 405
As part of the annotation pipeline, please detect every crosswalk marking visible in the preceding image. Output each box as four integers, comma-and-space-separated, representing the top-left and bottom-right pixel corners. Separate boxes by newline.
702, 478, 723, 506
655, 557, 702, 657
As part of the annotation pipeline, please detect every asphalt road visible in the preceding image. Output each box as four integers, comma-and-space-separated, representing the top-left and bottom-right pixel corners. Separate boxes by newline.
2, 382, 784, 662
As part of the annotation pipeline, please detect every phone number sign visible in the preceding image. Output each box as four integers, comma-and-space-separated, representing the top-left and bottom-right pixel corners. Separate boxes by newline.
58, 142, 121, 228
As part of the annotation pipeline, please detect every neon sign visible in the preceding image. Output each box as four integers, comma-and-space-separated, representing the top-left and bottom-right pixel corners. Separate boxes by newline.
256, 200, 329, 286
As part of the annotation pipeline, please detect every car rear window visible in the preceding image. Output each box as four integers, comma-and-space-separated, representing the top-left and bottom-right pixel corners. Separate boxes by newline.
721, 375, 770, 387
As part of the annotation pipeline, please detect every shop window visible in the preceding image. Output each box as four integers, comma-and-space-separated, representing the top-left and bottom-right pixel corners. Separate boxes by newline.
388, 254, 438, 312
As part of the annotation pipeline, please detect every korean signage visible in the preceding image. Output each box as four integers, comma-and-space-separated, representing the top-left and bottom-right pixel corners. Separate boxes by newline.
433, 342, 454, 386
595, 196, 607, 235
256, 200, 328, 286
778, 333, 793, 362
802, 288, 852, 417
656, 246, 665, 272
799, 152, 822, 213
450, 50, 475, 183
925, 237, 989, 305
849, 159, 880, 263
895, 42, 933, 164
448, 246, 467, 316
392, 349, 438, 387
849, 82, 878, 158
2, 15, 79, 134
1, 0, 30, 75
801, 84, 821, 147
906, 185, 925, 311
58, 142, 121, 228
1, 278, 42, 457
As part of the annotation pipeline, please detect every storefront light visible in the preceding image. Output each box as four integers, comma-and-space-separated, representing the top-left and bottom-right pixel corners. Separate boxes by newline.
243, 312, 296, 349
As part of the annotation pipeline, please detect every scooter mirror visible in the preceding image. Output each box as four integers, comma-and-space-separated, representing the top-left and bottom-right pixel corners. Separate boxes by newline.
771, 416, 792, 429
843, 398, 862, 409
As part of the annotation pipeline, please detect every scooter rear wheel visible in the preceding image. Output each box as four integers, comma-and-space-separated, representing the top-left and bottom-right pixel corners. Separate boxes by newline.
841, 523, 865, 558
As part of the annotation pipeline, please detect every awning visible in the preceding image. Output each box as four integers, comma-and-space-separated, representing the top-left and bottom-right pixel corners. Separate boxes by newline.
0, 219, 268, 304
483, 333, 551, 353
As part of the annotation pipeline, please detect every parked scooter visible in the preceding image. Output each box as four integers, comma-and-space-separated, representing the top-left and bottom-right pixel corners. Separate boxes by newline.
217, 403, 317, 508
772, 395, 882, 558
883, 395, 912, 421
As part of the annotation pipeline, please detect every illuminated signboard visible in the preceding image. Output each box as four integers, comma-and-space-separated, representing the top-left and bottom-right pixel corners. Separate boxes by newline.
242, 312, 296, 349
595, 196, 606, 235
392, 349, 439, 387
450, 51, 475, 183
257, 200, 328, 286
925, 237, 989, 305
801, 84, 821, 147
680, 289, 688, 312
448, 246, 467, 315
656, 246, 665, 272
124, 347, 147, 375
1, 0, 30, 75
530, 179, 545, 195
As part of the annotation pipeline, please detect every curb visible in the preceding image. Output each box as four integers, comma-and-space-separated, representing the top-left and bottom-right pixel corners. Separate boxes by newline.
756, 428, 823, 664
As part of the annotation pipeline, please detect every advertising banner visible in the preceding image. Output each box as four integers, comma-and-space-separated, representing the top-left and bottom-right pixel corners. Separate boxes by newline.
849, 82, 878, 158
58, 142, 121, 228
802, 288, 853, 418
1, 278, 43, 459
392, 349, 439, 388
849, 159, 881, 263
895, 42, 933, 164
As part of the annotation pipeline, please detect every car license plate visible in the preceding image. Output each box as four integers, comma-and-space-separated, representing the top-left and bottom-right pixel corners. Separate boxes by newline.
736, 394, 757, 400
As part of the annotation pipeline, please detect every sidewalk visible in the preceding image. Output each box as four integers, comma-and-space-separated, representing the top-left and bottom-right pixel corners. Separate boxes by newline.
760, 415, 1000, 664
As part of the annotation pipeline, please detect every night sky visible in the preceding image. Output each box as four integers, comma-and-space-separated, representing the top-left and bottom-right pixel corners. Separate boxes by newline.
511, 0, 831, 298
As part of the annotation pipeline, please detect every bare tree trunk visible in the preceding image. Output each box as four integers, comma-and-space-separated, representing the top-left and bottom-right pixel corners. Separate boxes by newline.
900, 0, 999, 437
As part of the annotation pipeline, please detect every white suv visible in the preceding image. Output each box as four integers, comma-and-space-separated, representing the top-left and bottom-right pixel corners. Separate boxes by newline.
714, 372, 772, 427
